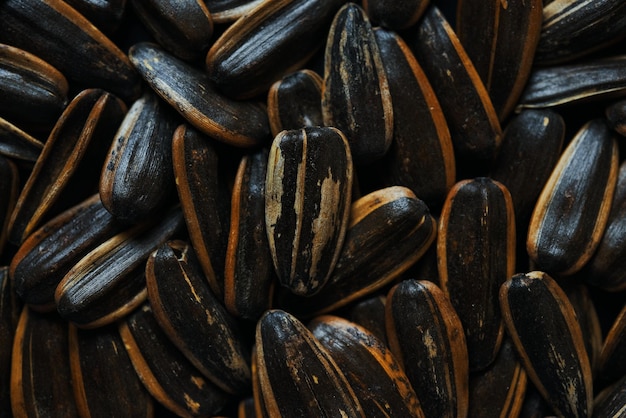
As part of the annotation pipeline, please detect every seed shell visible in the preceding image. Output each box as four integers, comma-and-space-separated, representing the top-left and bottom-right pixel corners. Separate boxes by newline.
206, 0, 346, 99
438, 177, 516, 372
265, 126, 353, 296
598, 304, 626, 389
130, 0, 213, 61
0, 42, 68, 132
11, 308, 79, 417
145, 240, 251, 394
267, 69, 324, 137
255, 309, 364, 417
119, 303, 231, 418
499, 271, 593, 418
527, 119, 619, 276
385, 279, 469, 418
518, 56, 626, 109
0, 0, 141, 102
592, 375, 626, 418
225, 148, 274, 320
402, 5, 502, 166
456, 0, 542, 121
372, 27, 455, 211
129, 42, 270, 148
100, 91, 178, 224
535, 0, 626, 65
69, 324, 154, 418
206, 0, 265, 23
55, 207, 184, 328
63, 0, 127, 35
309, 315, 425, 418
7, 89, 126, 245
281, 186, 436, 315
172, 124, 230, 299
322, 3, 393, 165
10, 194, 123, 310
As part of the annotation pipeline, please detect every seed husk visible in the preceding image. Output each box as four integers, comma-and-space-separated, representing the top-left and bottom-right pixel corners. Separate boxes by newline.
456, 0, 542, 121
518, 56, 626, 109
119, 303, 231, 418
362, 0, 428, 30
69, 324, 154, 418
584, 161, 626, 292
534, 0, 626, 65
372, 27, 455, 211
499, 271, 593, 418
0, 42, 68, 132
11, 307, 79, 417
402, 5, 502, 167
206, 0, 265, 23
468, 337, 527, 418
10, 194, 123, 310
206, 0, 346, 99
265, 126, 353, 296
385, 279, 469, 418
225, 148, 274, 320
100, 91, 178, 224
172, 124, 230, 299
255, 309, 365, 417
527, 119, 619, 276
129, 42, 270, 148
592, 375, 626, 418
438, 177, 515, 372
490, 109, 565, 232
0, 117, 43, 162
322, 2, 393, 165
130, 0, 213, 61
309, 315, 425, 418
0, 0, 141, 102
145, 240, 251, 395
281, 185, 435, 315
267, 69, 324, 138
54, 207, 184, 328
251, 349, 270, 418
7, 88, 126, 245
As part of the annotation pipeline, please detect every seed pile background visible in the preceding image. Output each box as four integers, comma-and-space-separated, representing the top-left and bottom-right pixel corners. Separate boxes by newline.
0, 0, 625, 417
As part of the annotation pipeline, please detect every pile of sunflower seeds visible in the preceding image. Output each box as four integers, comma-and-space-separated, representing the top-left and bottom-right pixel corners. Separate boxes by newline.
0, 0, 625, 417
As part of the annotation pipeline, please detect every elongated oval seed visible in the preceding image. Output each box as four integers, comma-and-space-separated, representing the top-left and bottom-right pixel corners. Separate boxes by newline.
206, 0, 346, 99
322, 2, 393, 165
225, 148, 274, 320
7, 89, 126, 245
438, 177, 515, 372
456, 0, 542, 121
0, 117, 43, 162
265, 126, 353, 296
499, 271, 593, 418
129, 42, 270, 148
11, 308, 79, 417
527, 119, 619, 276
402, 5, 502, 166
10, 194, 123, 310
309, 315, 425, 418
146, 240, 251, 394
386, 279, 469, 418
255, 309, 364, 417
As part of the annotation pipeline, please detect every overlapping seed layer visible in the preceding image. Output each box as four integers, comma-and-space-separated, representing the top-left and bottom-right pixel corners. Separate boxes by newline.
0, 0, 625, 417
